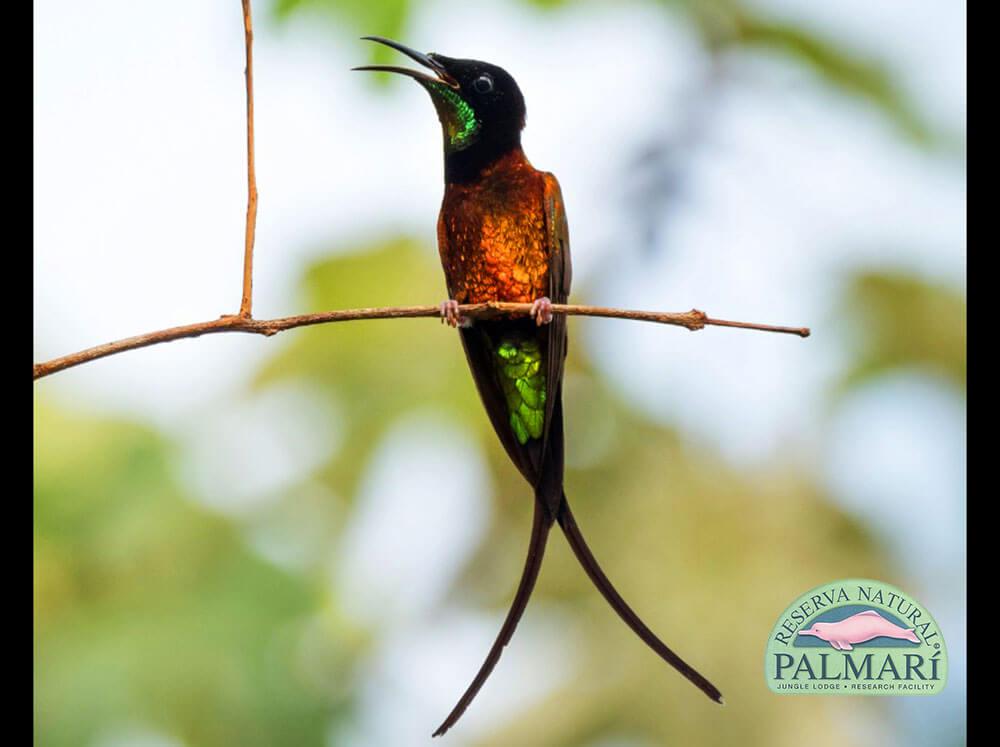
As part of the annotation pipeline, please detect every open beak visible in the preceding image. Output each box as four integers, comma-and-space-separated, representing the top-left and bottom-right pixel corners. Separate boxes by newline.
353, 36, 459, 89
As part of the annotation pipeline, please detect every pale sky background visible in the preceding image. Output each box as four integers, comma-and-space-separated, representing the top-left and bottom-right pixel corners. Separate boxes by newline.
35, 1, 965, 745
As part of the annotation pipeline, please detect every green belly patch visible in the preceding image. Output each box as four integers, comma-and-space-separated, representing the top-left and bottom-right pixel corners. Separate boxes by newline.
495, 338, 546, 445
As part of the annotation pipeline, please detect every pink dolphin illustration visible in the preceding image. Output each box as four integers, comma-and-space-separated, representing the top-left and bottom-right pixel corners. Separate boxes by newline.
796, 610, 920, 650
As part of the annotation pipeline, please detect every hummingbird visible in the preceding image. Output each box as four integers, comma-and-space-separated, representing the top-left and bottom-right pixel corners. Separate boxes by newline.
356, 37, 723, 736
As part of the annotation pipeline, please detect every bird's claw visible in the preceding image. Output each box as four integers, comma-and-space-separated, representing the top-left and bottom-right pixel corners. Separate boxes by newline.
440, 299, 462, 328
530, 297, 553, 326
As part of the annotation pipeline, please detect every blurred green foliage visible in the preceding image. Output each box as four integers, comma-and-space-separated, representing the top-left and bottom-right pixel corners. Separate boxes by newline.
722, 15, 934, 145
256, 239, 482, 497
836, 271, 966, 394
35, 401, 343, 747
271, 0, 938, 145
275, 0, 409, 65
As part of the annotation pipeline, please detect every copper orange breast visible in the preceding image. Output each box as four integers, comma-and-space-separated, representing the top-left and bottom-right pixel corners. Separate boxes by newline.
437, 149, 551, 305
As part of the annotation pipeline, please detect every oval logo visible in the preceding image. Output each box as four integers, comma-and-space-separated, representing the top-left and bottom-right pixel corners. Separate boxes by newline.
764, 579, 947, 695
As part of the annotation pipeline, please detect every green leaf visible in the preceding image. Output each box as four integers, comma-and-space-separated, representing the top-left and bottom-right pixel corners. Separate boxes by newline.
729, 16, 936, 146
271, 0, 410, 69
835, 270, 966, 393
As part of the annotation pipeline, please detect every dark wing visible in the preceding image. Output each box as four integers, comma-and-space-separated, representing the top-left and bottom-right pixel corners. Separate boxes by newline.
533, 172, 572, 508
540, 171, 571, 441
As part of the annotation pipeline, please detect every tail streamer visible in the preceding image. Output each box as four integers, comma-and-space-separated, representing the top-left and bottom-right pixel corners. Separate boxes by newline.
557, 497, 723, 704
432, 499, 554, 737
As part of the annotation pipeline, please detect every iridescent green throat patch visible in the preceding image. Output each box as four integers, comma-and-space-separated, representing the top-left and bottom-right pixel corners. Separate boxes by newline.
430, 82, 479, 150
495, 338, 546, 445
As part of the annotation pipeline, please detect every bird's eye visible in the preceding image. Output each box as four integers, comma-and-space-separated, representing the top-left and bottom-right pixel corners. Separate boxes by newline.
472, 74, 493, 94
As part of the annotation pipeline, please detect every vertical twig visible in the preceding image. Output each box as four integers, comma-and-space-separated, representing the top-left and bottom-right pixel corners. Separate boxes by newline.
239, 0, 258, 318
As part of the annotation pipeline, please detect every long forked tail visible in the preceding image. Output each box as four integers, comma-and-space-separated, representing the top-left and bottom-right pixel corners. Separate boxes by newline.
557, 496, 724, 704
432, 498, 555, 737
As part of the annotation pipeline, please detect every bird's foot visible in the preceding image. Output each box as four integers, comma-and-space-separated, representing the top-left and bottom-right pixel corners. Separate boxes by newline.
440, 299, 463, 328
530, 296, 553, 326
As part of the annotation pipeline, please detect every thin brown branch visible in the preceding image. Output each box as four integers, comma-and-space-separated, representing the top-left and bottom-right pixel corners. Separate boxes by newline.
32, 302, 809, 380
239, 0, 257, 318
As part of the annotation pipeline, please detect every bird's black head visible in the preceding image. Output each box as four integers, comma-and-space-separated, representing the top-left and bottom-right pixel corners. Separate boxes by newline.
355, 37, 526, 182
